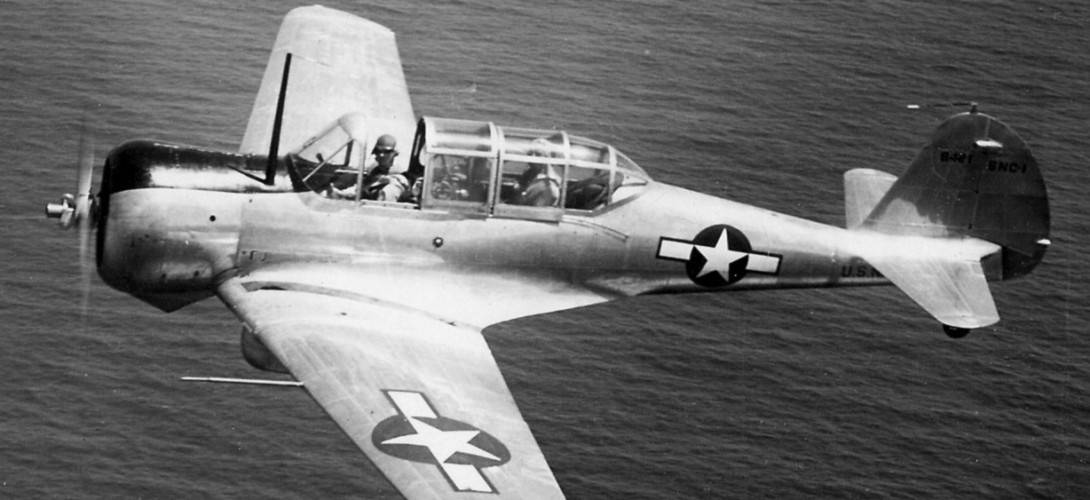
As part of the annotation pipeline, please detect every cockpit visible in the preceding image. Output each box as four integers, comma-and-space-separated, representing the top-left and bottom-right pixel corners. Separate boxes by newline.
289, 113, 650, 220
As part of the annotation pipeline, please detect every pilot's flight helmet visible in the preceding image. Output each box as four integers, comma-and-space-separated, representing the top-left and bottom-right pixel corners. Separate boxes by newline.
529, 138, 554, 157
373, 134, 398, 155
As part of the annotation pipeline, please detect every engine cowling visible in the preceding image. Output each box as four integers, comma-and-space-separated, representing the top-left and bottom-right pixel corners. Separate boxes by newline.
95, 140, 295, 312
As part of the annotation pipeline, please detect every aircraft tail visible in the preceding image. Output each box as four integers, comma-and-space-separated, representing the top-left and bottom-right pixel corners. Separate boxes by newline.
860, 111, 1050, 280
846, 111, 1050, 332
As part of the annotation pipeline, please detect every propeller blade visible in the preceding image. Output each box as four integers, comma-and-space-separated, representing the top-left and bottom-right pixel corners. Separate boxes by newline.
75, 128, 95, 321
79, 212, 92, 322
75, 128, 94, 223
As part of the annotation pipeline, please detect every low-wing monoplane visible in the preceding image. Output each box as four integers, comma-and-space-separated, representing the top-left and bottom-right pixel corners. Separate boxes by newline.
44, 6, 1050, 499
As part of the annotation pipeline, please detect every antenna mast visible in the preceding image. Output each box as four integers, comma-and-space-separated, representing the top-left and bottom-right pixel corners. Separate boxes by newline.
265, 52, 292, 184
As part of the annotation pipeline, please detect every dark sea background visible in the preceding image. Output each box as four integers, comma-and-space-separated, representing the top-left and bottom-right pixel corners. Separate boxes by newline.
2, 0, 1088, 498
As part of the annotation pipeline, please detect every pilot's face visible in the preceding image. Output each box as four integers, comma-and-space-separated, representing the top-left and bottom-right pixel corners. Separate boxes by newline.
373, 148, 397, 169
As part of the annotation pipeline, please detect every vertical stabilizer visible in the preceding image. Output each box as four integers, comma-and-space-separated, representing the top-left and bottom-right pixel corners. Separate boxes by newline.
862, 111, 1050, 280
844, 168, 897, 229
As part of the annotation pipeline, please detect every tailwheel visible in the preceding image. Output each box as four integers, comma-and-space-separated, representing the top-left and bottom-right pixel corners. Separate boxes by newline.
943, 324, 971, 339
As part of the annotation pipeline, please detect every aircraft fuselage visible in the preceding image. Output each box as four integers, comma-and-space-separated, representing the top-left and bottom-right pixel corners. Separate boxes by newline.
96, 140, 889, 313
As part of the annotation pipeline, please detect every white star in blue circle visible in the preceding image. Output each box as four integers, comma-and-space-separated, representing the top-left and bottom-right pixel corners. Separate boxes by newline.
692, 228, 749, 279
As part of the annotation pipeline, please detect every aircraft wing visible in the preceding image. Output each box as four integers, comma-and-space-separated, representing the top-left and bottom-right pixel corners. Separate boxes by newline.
239, 6, 415, 158
217, 277, 568, 499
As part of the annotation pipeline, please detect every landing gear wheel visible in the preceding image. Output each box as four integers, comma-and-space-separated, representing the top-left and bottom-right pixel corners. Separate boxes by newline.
943, 324, 971, 339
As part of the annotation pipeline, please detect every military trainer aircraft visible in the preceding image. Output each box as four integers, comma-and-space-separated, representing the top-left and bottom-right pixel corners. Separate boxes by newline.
44, 5, 1050, 499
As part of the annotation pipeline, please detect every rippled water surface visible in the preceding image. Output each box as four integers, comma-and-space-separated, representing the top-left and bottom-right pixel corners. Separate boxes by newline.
2, 1, 1088, 498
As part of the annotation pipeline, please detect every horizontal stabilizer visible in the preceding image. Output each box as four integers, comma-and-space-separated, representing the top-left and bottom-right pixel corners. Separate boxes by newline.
852, 233, 1001, 329
844, 168, 897, 229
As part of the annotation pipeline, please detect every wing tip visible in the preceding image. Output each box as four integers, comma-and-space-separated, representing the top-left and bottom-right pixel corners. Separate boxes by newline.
285, 5, 395, 35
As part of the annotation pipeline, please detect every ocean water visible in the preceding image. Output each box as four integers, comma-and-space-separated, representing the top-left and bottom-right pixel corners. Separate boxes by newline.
2, 0, 1088, 498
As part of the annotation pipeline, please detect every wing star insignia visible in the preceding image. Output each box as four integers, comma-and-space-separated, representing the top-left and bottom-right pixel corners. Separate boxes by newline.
656, 224, 782, 287
373, 390, 511, 494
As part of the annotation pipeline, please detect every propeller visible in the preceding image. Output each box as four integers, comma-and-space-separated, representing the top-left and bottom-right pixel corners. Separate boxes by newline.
45, 131, 97, 231
44, 127, 98, 316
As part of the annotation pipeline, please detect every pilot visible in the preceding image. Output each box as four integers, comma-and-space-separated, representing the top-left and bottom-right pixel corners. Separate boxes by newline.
360, 134, 410, 201
517, 138, 561, 207
329, 134, 411, 202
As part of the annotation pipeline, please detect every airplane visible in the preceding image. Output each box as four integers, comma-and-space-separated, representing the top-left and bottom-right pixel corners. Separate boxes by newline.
43, 5, 1050, 499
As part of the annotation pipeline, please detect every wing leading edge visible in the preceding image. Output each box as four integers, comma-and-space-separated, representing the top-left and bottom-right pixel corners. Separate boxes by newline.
217, 279, 565, 499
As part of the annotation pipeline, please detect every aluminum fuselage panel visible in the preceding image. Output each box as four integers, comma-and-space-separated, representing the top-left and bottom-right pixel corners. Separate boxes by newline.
98, 180, 888, 311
